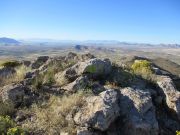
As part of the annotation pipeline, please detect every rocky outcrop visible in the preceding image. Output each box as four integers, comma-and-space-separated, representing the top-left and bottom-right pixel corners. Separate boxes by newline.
55, 58, 112, 85
0, 67, 15, 78
78, 58, 112, 78
157, 76, 180, 120
74, 89, 120, 131
55, 67, 78, 86
62, 76, 89, 92
31, 56, 49, 69
0, 83, 25, 106
119, 87, 159, 135
80, 53, 96, 61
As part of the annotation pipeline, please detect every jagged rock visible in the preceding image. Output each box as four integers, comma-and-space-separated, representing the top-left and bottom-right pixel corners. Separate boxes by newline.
74, 89, 120, 131
157, 76, 180, 120
80, 53, 96, 61
65, 52, 78, 61
78, 58, 112, 77
62, 76, 89, 92
55, 66, 78, 86
31, 56, 49, 69
152, 67, 162, 75
55, 58, 112, 85
69, 58, 112, 77
25, 69, 39, 79
0, 83, 25, 106
21, 60, 31, 67
0, 67, 15, 78
119, 87, 159, 135
91, 83, 106, 94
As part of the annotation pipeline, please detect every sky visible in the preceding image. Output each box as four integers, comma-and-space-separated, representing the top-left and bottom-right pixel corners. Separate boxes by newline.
0, 0, 180, 44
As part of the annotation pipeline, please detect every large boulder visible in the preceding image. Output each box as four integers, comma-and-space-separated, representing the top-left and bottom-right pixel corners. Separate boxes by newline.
119, 87, 159, 135
0, 83, 25, 106
78, 58, 112, 77
74, 89, 120, 131
157, 76, 180, 120
55, 58, 112, 85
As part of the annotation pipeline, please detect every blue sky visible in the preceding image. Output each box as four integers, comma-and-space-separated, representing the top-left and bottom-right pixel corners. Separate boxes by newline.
0, 0, 180, 43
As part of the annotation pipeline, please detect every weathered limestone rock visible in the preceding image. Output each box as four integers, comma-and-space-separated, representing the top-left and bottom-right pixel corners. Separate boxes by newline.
119, 87, 159, 135
157, 76, 180, 120
78, 58, 112, 77
0, 83, 25, 106
55, 58, 112, 85
62, 76, 89, 92
74, 89, 120, 131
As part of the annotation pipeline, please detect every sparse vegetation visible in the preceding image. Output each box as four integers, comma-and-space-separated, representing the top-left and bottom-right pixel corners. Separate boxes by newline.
0, 115, 27, 135
0, 52, 179, 135
0, 65, 31, 87
131, 60, 157, 82
22, 92, 86, 134
0, 116, 15, 134
0, 99, 14, 116
0, 61, 20, 68
7, 127, 28, 135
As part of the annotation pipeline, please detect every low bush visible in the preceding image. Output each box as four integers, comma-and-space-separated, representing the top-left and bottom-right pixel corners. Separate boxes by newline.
0, 61, 20, 68
7, 127, 28, 135
0, 116, 15, 134
131, 60, 156, 82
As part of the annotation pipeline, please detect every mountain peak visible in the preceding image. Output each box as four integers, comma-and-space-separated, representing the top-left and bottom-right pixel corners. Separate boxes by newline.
0, 37, 20, 44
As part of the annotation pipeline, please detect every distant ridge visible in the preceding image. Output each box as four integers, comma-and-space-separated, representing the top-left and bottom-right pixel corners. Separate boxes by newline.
0, 37, 20, 44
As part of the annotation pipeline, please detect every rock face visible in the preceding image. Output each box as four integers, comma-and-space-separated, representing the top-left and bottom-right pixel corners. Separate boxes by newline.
157, 76, 180, 120
119, 87, 159, 135
31, 56, 49, 69
78, 58, 112, 78
62, 76, 89, 92
0, 67, 15, 78
80, 53, 96, 61
74, 89, 120, 131
0, 83, 25, 106
55, 58, 112, 85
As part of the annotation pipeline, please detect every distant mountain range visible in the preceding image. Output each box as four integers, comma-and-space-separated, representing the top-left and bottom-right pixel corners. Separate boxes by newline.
0, 37, 180, 48
0, 37, 20, 44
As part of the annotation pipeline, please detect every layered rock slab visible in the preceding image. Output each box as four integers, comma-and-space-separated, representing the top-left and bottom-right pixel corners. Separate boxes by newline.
74, 89, 120, 131
119, 87, 159, 135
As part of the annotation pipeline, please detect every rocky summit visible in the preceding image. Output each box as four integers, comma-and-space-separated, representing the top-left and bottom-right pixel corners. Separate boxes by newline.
0, 52, 179, 135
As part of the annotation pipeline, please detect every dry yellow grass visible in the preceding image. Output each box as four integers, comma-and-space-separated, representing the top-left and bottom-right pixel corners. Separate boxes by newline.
0, 65, 31, 87
22, 92, 85, 135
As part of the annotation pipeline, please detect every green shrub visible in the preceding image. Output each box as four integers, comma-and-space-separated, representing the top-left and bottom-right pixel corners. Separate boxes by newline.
131, 60, 152, 74
43, 67, 55, 85
0, 116, 15, 134
7, 127, 28, 135
131, 60, 156, 82
32, 74, 43, 89
0, 61, 20, 68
